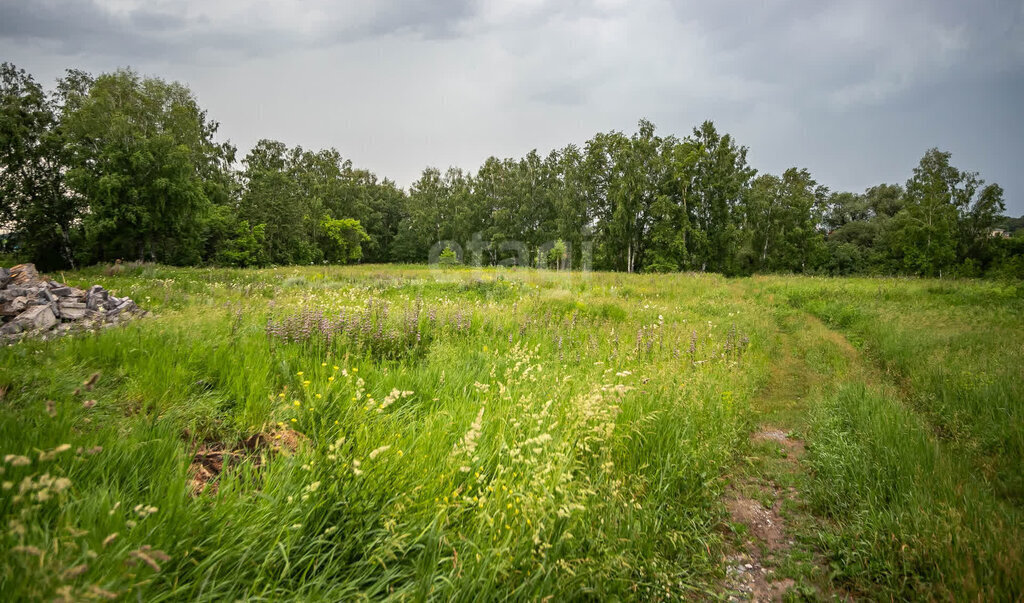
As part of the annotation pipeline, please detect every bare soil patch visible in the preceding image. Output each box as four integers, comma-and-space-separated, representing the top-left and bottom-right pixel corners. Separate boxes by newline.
722, 427, 806, 601
187, 428, 305, 496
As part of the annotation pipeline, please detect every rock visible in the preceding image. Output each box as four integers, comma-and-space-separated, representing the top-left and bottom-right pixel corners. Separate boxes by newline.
36, 288, 57, 304
15, 305, 57, 331
0, 321, 23, 335
1, 265, 144, 340
0, 287, 27, 301
107, 299, 137, 316
58, 301, 88, 320
9, 264, 41, 286
86, 285, 108, 311
1, 296, 28, 317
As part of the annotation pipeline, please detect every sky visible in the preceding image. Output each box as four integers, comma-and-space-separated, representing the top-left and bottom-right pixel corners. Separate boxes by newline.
2, 0, 1023, 214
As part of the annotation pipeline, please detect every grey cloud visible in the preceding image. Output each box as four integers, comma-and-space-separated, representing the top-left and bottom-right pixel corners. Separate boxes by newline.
0, 0, 1022, 212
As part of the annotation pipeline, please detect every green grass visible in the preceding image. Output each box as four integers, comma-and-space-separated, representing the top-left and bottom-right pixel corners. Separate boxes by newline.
1, 266, 1021, 600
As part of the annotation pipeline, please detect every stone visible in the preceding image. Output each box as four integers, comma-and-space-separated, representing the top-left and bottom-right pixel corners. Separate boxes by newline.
0, 287, 27, 302
9, 264, 41, 286
1, 265, 144, 340
0, 321, 23, 335
1, 296, 28, 317
107, 299, 137, 316
15, 304, 57, 331
86, 285, 108, 311
58, 301, 88, 321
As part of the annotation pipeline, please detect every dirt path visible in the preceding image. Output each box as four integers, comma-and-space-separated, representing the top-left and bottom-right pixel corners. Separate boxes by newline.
721, 427, 804, 601
720, 300, 862, 601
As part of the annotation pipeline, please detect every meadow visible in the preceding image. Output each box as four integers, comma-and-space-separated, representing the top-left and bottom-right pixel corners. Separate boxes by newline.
0, 264, 1021, 601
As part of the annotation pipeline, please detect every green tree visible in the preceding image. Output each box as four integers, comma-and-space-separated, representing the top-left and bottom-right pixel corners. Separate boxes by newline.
320, 217, 370, 264
216, 220, 269, 267
62, 69, 234, 264
547, 238, 568, 270
0, 63, 81, 268
686, 121, 755, 273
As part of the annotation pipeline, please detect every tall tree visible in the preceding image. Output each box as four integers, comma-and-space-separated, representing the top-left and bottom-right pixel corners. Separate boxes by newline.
686, 121, 755, 273
62, 69, 233, 264
0, 63, 81, 268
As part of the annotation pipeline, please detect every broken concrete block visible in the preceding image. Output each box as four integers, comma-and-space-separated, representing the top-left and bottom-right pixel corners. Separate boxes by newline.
15, 304, 57, 331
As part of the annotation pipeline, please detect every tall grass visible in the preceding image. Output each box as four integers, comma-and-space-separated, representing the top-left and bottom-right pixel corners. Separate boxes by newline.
0, 266, 771, 600
805, 384, 1022, 599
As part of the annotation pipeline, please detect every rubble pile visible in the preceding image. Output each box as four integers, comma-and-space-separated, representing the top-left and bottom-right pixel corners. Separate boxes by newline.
0, 263, 143, 338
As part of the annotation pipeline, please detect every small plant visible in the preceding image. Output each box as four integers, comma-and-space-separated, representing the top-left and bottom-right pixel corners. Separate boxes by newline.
438, 244, 460, 267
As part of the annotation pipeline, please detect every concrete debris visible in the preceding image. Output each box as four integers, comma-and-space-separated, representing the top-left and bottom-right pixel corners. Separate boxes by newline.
0, 263, 145, 340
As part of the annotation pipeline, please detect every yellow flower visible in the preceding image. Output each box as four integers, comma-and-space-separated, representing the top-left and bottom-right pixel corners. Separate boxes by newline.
278, 393, 285, 398
321, 362, 327, 367
334, 420, 339, 425
333, 366, 339, 371
290, 418, 297, 423
303, 380, 311, 386
328, 376, 335, 382
397, 450, 403, 456
352, 368, 358, 372
483, 345, 488, 353
297, 372, 304, 376
294, 400, 301, 407
315, 393, 322, 399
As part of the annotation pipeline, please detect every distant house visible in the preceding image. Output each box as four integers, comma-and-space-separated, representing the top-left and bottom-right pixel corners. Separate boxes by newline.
990, 229, 1011, 239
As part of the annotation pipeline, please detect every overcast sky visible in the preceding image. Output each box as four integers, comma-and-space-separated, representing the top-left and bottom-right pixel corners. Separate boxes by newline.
3, 0, 1023, 214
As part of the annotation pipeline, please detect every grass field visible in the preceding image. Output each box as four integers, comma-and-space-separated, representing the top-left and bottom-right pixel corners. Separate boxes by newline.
1, 265, 1021, 601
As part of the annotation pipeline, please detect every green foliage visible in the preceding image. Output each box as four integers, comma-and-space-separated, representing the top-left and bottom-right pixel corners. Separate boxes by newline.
0, 61, 1021, 278
437, 243, 459, 266
61, 69, 235, 265
216, 220, 269, 267
547, 238, 567, 269
319, 217, 369, 264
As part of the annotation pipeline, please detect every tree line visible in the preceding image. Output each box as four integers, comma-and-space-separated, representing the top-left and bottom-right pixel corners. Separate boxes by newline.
2, 63, 1021, 277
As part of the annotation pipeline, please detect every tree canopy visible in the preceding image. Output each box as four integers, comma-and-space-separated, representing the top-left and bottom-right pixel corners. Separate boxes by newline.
1, 63, 1019, 278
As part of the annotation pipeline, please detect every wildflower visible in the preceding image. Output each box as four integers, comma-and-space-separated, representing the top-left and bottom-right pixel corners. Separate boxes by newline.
294, 400, 301, 407
333, 366, 339, 371
328, 376, 335, 382
291, 418, 297, 423
315, 394, 322, 399
352, 368, 358, 372
303, 381, 311, 387
278, 393, 285, 398
297, 372, 304, 376
321, 362, 327, 367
